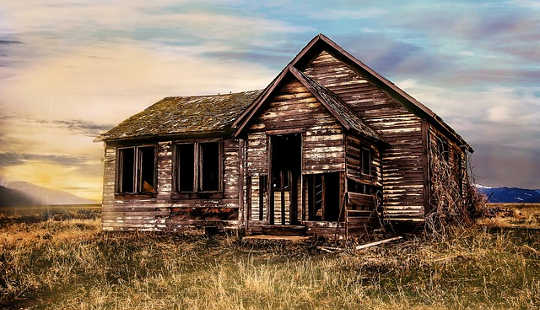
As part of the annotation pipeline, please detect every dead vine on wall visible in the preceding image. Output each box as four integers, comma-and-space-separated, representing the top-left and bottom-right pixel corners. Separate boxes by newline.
426, 137, 486, 237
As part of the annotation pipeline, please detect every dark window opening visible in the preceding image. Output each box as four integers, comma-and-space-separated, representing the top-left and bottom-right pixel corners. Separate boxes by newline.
361, 148, 371, 175
117, 146, 155, 194
138, 146, 156, 193
119, 148, 135, 193
307, 172, 340, 221
200, 142, 220, 191
175, 141, 222, 194
177, 144, 195, 192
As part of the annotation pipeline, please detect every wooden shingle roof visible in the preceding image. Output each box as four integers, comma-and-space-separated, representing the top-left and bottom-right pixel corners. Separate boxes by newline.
97, 90, 261, 141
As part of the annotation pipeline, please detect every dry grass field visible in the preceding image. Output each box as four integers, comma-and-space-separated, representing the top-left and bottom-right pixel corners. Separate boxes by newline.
0, 206, 539, 309
479, 203, 540, 229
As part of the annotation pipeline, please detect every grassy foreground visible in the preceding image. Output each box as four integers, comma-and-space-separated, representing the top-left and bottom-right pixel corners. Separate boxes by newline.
0, 211, 539, 309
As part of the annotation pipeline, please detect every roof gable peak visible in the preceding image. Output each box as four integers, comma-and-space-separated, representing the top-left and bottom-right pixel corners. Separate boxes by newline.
233, 33, 471, 151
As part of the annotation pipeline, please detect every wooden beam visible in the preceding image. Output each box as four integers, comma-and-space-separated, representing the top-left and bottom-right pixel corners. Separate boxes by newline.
355, 236, 403, 250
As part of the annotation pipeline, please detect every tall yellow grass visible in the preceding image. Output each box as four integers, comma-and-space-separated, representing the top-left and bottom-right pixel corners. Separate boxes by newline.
0, 210, 539, 309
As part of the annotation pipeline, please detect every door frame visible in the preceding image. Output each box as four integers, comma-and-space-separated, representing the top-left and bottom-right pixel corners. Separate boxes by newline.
266, 131, 303, 225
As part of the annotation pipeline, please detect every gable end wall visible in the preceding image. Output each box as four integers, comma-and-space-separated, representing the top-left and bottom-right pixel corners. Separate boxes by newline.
303, 50, 426, 221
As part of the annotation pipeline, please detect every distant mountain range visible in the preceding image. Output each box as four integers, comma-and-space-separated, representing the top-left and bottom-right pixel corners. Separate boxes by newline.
476, 185, 540, 203
0, 181, 96, 206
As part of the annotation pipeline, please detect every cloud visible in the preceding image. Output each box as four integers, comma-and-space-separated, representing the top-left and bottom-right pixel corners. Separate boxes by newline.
0, 152, 89, 167
48, 120, 113, 137
0, 40, 22, 45
0, 41, 275, 125
309, 8, 386, 19
471, 144, 540, 189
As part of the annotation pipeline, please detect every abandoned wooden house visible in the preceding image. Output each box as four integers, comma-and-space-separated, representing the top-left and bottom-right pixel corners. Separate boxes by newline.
97, 34, 473, 236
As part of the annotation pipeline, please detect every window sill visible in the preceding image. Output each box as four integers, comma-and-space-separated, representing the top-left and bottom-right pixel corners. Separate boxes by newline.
115, 193, 157, 200
171, 192, 224, 200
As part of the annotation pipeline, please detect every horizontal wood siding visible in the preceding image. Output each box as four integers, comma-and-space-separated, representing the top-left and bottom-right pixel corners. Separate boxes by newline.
101, 139, 242, 232
246, 78, 345, 174
245, 78, 346, 225
303, 50, 425, 221
345, 134, 382, 187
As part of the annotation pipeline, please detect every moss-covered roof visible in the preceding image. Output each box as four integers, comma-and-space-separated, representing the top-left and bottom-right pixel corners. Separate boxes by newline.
98, 90, 262, 141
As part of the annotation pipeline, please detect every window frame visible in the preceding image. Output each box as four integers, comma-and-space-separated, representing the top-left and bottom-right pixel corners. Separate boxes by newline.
360, 147, 372, 176
115, 144, 157, 196
172, 139, 224, 199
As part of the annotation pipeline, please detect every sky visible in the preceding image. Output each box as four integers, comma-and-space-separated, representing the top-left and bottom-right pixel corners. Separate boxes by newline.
0, 0, 539, 202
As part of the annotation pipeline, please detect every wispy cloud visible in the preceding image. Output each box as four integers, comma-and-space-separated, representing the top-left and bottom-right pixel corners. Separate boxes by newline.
0, 152, 89, 167
308, 8, 386, 19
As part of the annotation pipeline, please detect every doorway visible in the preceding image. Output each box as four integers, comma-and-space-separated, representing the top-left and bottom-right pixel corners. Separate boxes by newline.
269, 133, 301, 225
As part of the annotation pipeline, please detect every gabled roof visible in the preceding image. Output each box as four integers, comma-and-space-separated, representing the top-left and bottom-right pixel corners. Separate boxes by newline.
231, 65, 383, 143
233, 34, 472, 152
97, 90, 261, 141
290, 67, 383, 143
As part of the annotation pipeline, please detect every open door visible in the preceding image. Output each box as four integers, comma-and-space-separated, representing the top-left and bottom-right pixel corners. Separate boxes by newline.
269, 134, 301, 225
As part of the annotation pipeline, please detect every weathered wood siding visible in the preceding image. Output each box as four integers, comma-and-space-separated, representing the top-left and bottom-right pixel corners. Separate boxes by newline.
101, 139, 242, 232
245, 77, 346, 223
303, 50, 425, 221
345, 134, 382, 187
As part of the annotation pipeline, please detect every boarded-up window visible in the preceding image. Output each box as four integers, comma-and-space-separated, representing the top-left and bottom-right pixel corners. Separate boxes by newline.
175, 141, 222, 193
117, 146, 156, 194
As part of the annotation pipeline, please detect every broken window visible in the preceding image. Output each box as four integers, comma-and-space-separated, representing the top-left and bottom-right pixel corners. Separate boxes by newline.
117, 146, 156, 194
137, 146, 156, 193
307, 173, 340, 221
200, 142, 220, 191
175, 141, 222, 193
177, 144, 195, 192
361, 148, 371, 175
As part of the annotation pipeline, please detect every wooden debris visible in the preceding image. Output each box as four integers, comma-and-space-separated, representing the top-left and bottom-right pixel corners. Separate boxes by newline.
355, 236, 403, 250
316, 245, 345, 253
316, 246, 335, 253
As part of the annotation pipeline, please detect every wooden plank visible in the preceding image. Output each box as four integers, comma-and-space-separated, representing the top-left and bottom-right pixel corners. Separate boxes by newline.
355, 236, 403, 250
